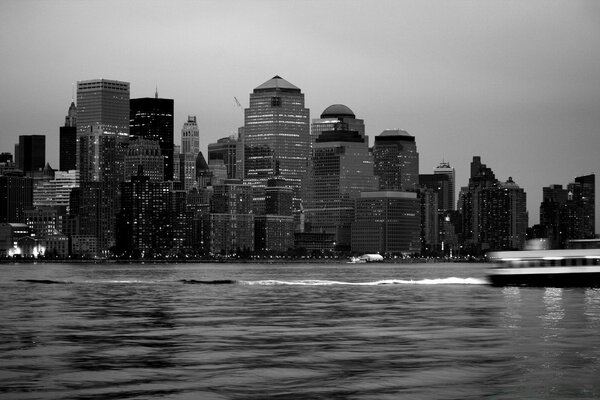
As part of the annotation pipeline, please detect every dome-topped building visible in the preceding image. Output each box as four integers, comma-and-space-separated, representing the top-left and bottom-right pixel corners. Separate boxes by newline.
320, 104, 356, 119
311, 104, 365, 145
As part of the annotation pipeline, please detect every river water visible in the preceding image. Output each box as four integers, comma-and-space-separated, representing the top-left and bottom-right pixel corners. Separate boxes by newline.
1, 262, 599, 399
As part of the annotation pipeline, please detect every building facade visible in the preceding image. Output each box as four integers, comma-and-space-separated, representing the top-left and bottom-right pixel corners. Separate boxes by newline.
373, 129, 419, 191
59, 102, 77, 172
130, 94, 174, 181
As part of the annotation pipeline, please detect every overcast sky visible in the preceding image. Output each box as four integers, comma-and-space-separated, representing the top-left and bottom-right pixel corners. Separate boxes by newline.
1, 0, 599, 230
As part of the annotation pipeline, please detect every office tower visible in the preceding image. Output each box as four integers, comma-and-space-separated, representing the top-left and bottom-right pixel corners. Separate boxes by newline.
179, 116, 199, 190
76, 79, 130, 252
459, 157, 528, 252
351, 191, 421, 254
311, 104, 366, 146
208, 135, 238, 179
124, 138, 164, 182
130, 93, 174, 181
173, 145, 181, 182
77, 79, 130, 182
116, 171, 175, 256
255, 177, 295, 252
59, 102, 77, 171
434, 161, 455, 211
242, 76, 310, 201
540, 174, 596, 248
419, 187, 439, 254
33, 170, 79, 211
196, 152, 212, 188
0, 174, 33, 223
373, 129, 419, 191
16, 135, 45, 175
303, 105, 378, 249
181, 116, 199, 155
206, 179, 254, 254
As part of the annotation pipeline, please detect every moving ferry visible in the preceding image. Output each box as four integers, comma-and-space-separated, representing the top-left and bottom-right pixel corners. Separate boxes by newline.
487, 239, 600, 287
348, 254, 384, 263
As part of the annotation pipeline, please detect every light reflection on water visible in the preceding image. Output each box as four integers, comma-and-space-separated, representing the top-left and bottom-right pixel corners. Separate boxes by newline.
1, 262, 600, 399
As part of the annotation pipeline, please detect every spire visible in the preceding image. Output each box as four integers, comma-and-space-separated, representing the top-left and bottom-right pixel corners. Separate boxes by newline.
155, 85, 158, 99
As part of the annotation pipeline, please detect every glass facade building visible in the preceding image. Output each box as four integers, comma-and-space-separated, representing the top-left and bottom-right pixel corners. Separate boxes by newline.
243, 76, 310, 199
130, 95, 174, 180
373, 129, 419, 191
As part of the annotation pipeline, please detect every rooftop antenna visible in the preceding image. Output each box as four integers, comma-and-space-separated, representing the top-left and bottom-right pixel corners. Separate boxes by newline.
155, 85, 158, 99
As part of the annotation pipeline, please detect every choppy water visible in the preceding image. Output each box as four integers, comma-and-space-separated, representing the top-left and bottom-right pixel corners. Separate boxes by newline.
1, 262, 600, 399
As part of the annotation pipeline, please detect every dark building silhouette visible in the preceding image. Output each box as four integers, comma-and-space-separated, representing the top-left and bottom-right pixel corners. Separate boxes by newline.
130, 93, 175, 181
16, 135, 45, 175
539, 174, 595, 248
0, 153, 13, 163
458, 156, 527, 252
0, 174, 33, 223
373, 129, 419, 191
59, 101, 77, 171
208, 136, 238, 179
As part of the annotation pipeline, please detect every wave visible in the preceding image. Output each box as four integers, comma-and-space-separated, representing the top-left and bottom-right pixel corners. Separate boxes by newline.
180, 279, 237, 285
241, 277, 488, 286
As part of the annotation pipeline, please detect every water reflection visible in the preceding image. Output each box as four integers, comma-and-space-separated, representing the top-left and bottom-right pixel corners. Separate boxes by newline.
541, 288, 564, 331
500, 287, 522, 329
584, 288, 600, 328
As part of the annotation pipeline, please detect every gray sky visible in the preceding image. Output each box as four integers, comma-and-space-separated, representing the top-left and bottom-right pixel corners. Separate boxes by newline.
1, 0, 599, 230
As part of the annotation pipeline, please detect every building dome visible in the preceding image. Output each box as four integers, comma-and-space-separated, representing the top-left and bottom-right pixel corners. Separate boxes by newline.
321, 104, 355, 119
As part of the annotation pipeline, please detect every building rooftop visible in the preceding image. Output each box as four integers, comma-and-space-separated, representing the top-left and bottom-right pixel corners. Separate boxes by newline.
379, 129, 411, 137
254, 75, 301, 93
321, 104, 355, 119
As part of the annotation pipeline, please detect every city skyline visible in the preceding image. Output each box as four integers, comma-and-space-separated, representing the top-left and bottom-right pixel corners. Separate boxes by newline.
1, 0, 599, 230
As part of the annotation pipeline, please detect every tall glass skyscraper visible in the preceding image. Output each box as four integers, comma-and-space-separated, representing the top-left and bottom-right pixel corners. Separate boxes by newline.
59, 102, 77, 172
242, 76, 310, 199
76, 79, 130, 183
130, 93, 174, 181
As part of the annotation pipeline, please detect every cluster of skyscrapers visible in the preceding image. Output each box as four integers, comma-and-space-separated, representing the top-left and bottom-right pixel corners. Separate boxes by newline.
0, 76, 595, 259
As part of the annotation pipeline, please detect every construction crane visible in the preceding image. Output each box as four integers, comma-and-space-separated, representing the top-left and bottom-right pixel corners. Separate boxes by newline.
234, 97, 242, 108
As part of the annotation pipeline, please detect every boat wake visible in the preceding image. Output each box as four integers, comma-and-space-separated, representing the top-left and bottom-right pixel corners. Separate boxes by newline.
241, 277, 488, 286
16, 277, 488, 286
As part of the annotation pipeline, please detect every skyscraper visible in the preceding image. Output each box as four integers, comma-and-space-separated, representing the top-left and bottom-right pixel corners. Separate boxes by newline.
434, 161, 455, 211
59, 102, 77, 171
208, 135, 238, 179
76, 79, 130, 252
179, 116, 200, 190
242, 76, 310, 200
373, 129, 419, 191
130, 93, 174, 181
303, 105, 378, 249
77, 79, 130, 182
16, 135, 45, 175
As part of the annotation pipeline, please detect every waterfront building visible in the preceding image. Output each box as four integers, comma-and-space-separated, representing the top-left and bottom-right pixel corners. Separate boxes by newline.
351, 191, 421, 254
208, 135, 238, 179
373, 129, 419, 191
0, 223, 35, 256
59, 102, 77, 171
242, 76, 310, 205
130, 93, 174, 180
124, 138, 164, 182
24, 208, 59, 237
303, 105, 378, 249
310, 104, 365, 147
16, 135, 45, 176
255, 177, 294, 252
206, 180, 254, 254
539, 174, 596, 248
458, 157, 528, 252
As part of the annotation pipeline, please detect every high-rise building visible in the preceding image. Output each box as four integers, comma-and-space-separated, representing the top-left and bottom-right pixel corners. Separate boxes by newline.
181, 116, 199, 156
76, 79, 130, 253
310, 104, 366, 147
124, 138, 164, 182
303, 105, 378, 249
351, 191, 421, 254
459, 157, 527, 252
179, 116, 200, 190
373, 129, 419, 191
16, 135, 45, 175
434, 161, 455, 211
0, 174, 33, 223
33, 169, 79, 212
59, 102, 77, 171
208, 135, 238, 179
540, 174, 595, 248
130, 93, 174, 181
77, 79, 130, 182
242, 76, 310, 202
